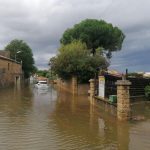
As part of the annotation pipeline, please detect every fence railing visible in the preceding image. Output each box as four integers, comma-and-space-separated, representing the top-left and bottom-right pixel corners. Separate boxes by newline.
96, 74, 150, 98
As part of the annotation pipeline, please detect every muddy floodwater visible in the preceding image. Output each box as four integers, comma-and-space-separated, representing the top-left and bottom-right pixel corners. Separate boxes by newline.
0, 85, 150, 150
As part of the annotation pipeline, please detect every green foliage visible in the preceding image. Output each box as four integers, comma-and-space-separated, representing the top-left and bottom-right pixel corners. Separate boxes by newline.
36, 70, 49, 78
145, 85, 150, 99
5, 39, 35, 78
60, 19, 125, 57
31, 66, 38, 74
50, 41, 108, 83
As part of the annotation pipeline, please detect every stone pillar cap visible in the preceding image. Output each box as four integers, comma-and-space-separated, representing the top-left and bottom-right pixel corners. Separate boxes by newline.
89, 79, 94, 82
115, 80, 131, 86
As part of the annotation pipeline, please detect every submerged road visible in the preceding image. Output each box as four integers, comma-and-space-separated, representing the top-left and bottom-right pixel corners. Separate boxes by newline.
0, 85, 150, 150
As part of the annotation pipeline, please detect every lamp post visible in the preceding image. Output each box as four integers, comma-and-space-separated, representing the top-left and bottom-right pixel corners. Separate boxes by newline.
15, 51, 21, 61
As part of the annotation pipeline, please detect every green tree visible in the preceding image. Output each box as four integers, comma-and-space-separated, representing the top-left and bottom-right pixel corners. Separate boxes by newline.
32, 66, 38, 74
60, 19, 125, 57
36, 70, 49, 77
50, 41, 108, 83
145, 85, 150, 99
5, 39, 35, 78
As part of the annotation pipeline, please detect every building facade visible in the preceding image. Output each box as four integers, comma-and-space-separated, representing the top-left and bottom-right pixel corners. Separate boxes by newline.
0, 55, 22, 87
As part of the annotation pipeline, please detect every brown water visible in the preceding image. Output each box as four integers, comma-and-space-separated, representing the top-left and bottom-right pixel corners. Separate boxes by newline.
0, 85, 150, 150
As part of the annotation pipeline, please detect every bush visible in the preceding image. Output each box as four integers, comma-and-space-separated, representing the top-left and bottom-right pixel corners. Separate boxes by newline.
145, 85, 150, 99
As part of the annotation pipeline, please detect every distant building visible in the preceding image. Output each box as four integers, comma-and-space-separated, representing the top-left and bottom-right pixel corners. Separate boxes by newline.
143, 72, 150, 78
105, 70, 122, 77
36, 76, 48, 81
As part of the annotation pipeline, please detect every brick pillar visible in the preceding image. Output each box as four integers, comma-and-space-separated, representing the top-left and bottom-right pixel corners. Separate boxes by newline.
89, 79, 95, 102
116, 80, 131, 121
72, 76, 77, 94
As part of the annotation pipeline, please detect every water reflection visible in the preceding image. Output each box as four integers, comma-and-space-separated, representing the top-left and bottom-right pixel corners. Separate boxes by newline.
0, 86, 33, 116
0, 85, 149, 150
50, 91, 119, 149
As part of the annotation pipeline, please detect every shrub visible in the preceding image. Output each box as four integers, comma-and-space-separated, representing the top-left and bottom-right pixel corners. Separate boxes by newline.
145, 85, 150, 99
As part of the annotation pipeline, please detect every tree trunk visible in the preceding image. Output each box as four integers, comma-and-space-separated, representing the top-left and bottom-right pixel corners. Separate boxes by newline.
91, 48, 96, 56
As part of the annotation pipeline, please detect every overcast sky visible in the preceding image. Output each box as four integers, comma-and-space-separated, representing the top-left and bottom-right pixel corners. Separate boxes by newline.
0, 0, 150, 73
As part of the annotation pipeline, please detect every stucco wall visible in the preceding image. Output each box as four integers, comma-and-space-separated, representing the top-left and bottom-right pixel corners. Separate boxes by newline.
56, 78, 89, 95
0, 55, 22, 87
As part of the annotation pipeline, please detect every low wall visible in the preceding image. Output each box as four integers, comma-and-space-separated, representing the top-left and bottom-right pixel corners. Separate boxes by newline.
77, 84, 89, 95
57, 78, 72, 93
56, 78, 89, 95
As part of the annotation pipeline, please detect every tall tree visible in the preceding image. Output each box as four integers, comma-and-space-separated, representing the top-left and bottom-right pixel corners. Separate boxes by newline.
5, 39, 35, 78
60, 19, 125, 57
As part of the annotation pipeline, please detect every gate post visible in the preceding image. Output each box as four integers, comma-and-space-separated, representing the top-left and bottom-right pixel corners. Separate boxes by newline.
116, 80, 131, 121
89, 79, 95, 102
72, 76, 78, 94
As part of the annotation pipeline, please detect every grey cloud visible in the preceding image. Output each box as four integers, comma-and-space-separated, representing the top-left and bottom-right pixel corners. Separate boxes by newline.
0, 0, 150, 71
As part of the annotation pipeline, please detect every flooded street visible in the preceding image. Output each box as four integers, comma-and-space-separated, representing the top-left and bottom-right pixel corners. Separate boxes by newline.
0, 85, 150, 150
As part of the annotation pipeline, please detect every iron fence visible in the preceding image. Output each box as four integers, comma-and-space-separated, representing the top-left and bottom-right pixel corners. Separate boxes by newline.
96, 74, 150, 98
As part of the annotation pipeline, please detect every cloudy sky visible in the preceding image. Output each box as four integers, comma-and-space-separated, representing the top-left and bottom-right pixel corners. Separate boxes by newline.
0, 0, 150, 73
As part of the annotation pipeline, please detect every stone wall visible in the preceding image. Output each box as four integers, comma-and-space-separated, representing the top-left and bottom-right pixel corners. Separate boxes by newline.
0, 55, 22, 87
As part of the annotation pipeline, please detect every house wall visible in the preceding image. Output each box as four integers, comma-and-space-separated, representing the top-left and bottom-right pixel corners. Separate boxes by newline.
0, 55, 22, 87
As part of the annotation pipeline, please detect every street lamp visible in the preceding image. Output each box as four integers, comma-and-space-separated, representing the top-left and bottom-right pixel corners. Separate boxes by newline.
15, 51, 21, 61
